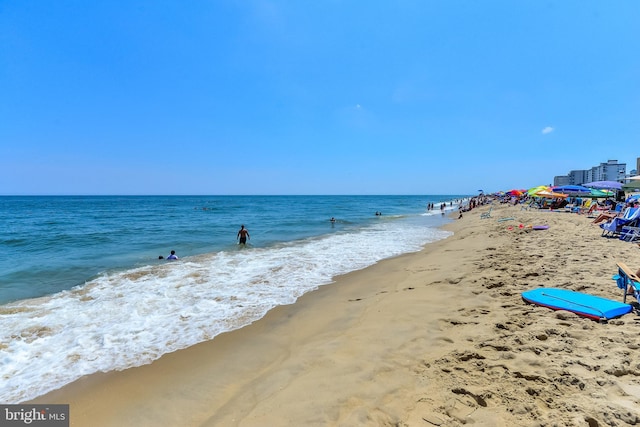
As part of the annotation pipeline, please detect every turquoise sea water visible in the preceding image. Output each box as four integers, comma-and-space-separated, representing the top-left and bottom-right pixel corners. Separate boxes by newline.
0, 195, 467, 402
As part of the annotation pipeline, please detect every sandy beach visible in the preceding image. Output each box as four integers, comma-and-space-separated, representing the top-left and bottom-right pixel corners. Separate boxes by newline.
32, 202, 640, 426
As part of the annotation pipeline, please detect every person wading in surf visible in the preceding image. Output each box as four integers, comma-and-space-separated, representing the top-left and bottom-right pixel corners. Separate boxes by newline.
237, 225, 250, 245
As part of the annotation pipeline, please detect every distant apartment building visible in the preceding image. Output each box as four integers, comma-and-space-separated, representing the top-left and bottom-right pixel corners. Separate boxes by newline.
593, 159, 626, 182
570, 170, 588, 185
553, 159, 626, 185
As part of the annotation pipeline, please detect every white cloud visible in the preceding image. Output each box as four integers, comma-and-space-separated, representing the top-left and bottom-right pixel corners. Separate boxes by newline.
542, 126, 554, 134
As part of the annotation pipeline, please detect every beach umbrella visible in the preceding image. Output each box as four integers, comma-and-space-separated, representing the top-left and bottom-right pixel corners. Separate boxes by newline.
535, 190, 568, 198
507, 189, 523, 196
552, 185, 592, 195
527, 185, 549, 196
583, 180, 623, 190
626, 194, 640, 202
552, 185, 592, 197
587, 189, 614, 198
622, 180, 640, 191
625, 175, 640, 181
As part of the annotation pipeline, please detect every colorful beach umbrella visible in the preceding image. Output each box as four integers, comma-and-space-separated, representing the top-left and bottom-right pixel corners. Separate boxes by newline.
587, 189, 614, 198
527, 185, 549, 196
552, 185, 592, 195
535, 190, 568, 198
583, 180, 622, 190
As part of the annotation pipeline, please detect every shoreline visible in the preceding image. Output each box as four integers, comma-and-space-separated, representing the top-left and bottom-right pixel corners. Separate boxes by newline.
32, 203, 640, 426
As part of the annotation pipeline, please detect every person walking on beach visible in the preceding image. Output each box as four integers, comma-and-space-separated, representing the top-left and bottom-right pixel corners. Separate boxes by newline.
237, 225, 250, 245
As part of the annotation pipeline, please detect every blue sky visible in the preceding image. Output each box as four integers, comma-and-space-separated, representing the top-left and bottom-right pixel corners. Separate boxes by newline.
1, 1, 639, 195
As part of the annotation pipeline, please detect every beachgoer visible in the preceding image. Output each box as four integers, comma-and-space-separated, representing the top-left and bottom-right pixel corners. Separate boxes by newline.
592, 211, 621, 225
330, 217, 336, 223
166, 250, 178, 260
237, 225, 250, 245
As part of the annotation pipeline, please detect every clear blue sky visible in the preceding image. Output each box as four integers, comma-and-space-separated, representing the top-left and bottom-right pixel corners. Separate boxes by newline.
1, 1, 639, 195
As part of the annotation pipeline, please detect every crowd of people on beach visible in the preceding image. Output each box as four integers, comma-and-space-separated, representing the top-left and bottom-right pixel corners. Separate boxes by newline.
472, 189, 640, 244
456, 195, 491, 213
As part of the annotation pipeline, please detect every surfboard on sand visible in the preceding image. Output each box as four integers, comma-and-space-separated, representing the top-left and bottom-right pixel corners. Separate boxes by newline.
522, 288, 633, 321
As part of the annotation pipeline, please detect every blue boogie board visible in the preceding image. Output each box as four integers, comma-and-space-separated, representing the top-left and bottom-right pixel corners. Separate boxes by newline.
522, 288, 632, 321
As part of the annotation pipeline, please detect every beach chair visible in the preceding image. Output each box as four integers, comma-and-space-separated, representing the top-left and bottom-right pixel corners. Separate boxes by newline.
600, 207, 640, 237
619, 226, 640, 242
615, 262, 640, 304
480, 207, 492, 219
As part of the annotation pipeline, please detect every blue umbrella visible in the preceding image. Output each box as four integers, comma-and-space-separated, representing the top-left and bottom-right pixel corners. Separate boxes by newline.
583, 180, 623, 190
552, 185, 592, 195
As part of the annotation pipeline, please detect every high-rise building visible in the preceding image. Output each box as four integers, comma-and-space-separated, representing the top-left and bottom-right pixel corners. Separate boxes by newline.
592, 159, 626, 182
553, 159, 626, 185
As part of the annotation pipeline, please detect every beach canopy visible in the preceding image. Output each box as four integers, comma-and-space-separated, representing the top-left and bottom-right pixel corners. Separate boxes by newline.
583, 180, 622, 190
622, 180, 640, 191
551, 185, 592, 195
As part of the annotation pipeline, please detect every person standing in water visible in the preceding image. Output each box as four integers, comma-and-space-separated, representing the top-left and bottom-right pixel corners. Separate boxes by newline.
237, 225, 250, 245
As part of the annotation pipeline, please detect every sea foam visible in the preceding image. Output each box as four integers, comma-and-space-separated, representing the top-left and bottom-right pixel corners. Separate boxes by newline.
0, 212, 453, 403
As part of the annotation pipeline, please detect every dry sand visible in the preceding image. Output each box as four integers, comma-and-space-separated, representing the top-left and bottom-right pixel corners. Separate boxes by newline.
33, 203, 640, 426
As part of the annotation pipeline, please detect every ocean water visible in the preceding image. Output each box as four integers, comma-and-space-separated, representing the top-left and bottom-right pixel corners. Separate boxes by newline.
0, 195, 467, 403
